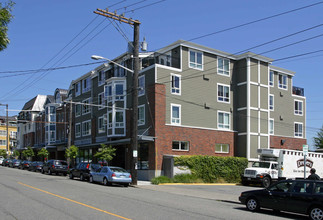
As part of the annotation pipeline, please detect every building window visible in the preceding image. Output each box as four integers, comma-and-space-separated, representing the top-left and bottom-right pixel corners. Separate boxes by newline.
115, 83, 124, 100
218, 111, 230, 130
0, 130, 6, 136
98, 70, 105, 86
75, 123, 81, 138
138, 75, 145, 97
115, 111, 124, 128
138, 105, 145, 126
159, 52, 171, 66
82, 98, 91, 115
269, 71, 274, 86
10, 131, 17, 139
82, 120, 91, 136
98, 116, 105, 133
295, 123, 303, 137
278, 74, 287, 90
218, 84, 230, 103
171, 104, 181, 125
75, 82, 81, 96
269, 119, 274, 135
0, 140, 6, 146
82, 77, 91, 93
98, 92, 105, 110
172, 141, 189, 151
75, 104, 81, 117
269, 95, 274, 111
218, 57, 230, 76
189, 50, 203, 70
108, 112, 113, 129
215, 144, 229, 153
105, 84, 112, 102
295, 100, 303, 115
171, 74, 181, 95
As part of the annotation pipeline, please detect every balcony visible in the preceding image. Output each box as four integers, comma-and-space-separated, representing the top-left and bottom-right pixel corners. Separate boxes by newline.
293, 86, 304, 96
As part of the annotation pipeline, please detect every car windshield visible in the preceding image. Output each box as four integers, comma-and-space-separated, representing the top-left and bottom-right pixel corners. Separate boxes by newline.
252, 162, 270, 168
110, 167, 127, 173
55, 161, 67, 166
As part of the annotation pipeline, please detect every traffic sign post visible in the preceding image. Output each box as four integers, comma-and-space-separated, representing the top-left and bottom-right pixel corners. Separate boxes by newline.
303, 145, 308, 179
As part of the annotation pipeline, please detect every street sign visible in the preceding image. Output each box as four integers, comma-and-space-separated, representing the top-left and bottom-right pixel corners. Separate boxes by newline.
303, 144, 308, 156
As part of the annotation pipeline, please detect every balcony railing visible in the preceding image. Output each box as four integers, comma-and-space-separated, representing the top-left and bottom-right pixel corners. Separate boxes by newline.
293, 86, 304, 96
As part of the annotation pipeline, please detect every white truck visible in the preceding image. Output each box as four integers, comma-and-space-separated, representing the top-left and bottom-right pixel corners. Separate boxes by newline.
242, 149, 323, 187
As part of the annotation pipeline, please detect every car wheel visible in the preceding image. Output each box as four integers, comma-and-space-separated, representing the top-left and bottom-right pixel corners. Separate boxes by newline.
80, 174, 84, 181
309, 206, 323, 220
246, 197, 260, 212
69, 173, 74, 179
103, 178, 108, 186
262, 177, 271, 188
241, 180, 249, 186
123, 183, 129, 187
41, 169, 44, 174
89, 176, 93, 183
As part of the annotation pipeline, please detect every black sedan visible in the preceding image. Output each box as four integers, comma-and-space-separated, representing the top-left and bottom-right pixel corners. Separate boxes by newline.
29, 161, 44, 172
239, 179, 323, 220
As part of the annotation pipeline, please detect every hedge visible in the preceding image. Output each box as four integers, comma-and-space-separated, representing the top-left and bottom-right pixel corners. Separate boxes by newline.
174, 155, 248, 183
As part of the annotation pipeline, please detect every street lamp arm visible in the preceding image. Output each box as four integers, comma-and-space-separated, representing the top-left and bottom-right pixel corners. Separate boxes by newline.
91, 55, 134, 73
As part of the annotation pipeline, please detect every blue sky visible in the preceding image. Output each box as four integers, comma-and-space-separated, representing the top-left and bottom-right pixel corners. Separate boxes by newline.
0, 0, 322, 149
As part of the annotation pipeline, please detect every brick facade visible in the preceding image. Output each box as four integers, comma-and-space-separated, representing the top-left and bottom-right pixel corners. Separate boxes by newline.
270, 135, 307, 150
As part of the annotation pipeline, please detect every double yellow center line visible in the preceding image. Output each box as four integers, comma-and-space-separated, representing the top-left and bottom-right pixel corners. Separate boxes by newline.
18, 182, 131, 220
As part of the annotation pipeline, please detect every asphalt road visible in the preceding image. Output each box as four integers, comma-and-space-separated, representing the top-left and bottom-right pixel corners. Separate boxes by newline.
0, 166, 307, 220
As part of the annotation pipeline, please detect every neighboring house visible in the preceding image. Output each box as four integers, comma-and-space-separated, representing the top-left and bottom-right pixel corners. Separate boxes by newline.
17, 40, 306, 180
17, 95, 53, 150
0, 116, 17, 152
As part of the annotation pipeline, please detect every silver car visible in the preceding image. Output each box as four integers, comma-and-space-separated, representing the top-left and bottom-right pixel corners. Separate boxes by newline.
89, 166, 132, 187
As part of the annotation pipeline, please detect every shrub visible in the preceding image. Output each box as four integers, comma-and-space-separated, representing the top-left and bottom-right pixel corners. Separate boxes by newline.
174, 155, 248, 183
151, 176, 172, 185
173, 173, 203, 183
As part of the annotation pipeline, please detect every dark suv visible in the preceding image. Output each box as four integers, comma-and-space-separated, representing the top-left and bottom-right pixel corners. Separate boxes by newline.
42, 160, 68, 175
69, 162, 101, 181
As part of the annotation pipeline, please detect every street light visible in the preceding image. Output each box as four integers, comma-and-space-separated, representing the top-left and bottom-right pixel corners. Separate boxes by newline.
91, 54, 139, 185
91, 55, 134, 73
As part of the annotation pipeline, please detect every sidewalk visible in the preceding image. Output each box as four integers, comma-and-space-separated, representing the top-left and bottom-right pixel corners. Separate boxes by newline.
134, 182, 242, 203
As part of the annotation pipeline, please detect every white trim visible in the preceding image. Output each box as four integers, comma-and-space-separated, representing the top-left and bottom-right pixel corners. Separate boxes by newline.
269, 94, 274, 111
155, 64, 182, 73
294, 99, 303, 116
98, 116, 105, 134
188, 49, 203, 71
170, 73, 181, 95
217, 56, 230, 77
269, 118, 274, 135
294, 122, 303, 138
258, 61, 260, 150
172, 141, 189, 151
238, 133, 247, 136
269, 70, 274, 87
165, 123, 235, 132
278, 73, 288, 90
98, 92, 105, 110
171, 104, 181, 125
217, 83, 230, 104
82, 120, 91, 137
267, 65, 270, 149
215, 143, 230, 153
217, 110, 230, 130
247, 58, 251, 159
138, 104, 145, 126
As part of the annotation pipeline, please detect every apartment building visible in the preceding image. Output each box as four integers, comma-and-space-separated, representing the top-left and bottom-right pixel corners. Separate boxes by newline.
17, 40, 306, 180
0, 116, 17, 152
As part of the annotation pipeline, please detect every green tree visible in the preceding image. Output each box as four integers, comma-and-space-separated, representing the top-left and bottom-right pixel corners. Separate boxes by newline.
13, 149, 19, 158
0, 149, 6, 158
22, 146, 35, 160
0, 1, 14, 51
314, 125, 323, 149
37, 148, 49, 161
65, 145, 79, 167
94, 144, 116, 165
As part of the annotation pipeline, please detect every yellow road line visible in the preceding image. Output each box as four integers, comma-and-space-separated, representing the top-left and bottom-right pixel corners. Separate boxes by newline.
18, 182, 131, 220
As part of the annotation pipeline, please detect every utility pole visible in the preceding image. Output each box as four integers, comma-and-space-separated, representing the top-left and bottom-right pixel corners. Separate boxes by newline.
94, 8, 140, 185
67, 101, 73, 166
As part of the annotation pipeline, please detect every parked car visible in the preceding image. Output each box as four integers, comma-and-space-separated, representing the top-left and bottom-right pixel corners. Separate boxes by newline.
42, 160, 68, 175
29, 161, 44, 172
19, 160, 32, 170
9, 159, 21, 168
69, 162, 101, 181
2, 158, 10, 166
239, 179, 323, 220
0, 156, 4, 165
89, 166, 132, 187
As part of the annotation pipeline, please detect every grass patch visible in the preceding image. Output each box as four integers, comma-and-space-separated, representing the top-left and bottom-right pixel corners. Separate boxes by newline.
151, 174, 204, 185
